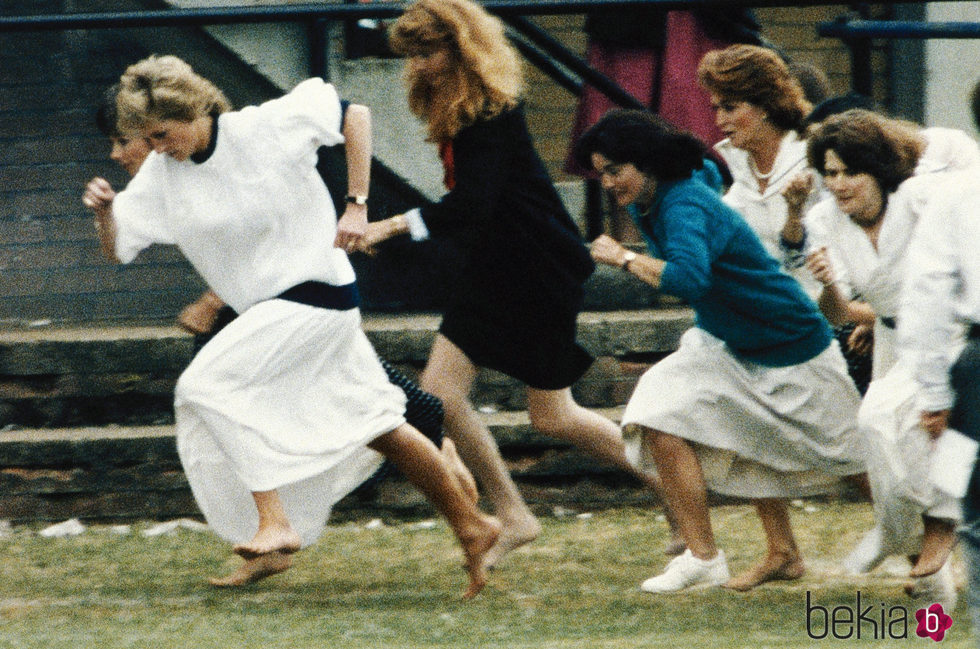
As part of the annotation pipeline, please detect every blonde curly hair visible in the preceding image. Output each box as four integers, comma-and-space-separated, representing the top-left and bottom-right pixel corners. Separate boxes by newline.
116, 55, 230, 134
388, 0, 522, 141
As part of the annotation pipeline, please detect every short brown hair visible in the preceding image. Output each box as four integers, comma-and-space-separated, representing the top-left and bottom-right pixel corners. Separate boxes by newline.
698, 44, 811, 134
807, 109, 923, 194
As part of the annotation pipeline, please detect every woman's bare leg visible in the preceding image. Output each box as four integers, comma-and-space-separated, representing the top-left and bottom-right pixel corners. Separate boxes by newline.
369, 424, 500, 599
910, 516, 958, 577
233, 490, 302, 559
724, 498, 805, 591
209, 551, 293, 587
645, 427, 717, 560
526, 389, 684, 553
421, 335, 540, 570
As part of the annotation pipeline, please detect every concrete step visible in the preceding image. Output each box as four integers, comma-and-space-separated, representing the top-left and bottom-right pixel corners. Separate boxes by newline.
0, 407, 662, 524
0, 307, 693, 429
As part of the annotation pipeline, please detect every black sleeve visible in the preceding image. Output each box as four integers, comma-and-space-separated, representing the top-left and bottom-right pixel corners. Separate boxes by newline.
418, 115, 511, 238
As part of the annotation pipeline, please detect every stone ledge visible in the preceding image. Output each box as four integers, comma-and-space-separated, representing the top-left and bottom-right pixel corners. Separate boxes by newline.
0, 407, 649, 523
0, 408, 624, 469
0, 308, 693, 372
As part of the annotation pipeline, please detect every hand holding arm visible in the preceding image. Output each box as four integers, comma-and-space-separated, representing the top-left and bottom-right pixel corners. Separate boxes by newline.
335, 103, 371, 251
354, 214, 409, 256
82, 177, 120, 262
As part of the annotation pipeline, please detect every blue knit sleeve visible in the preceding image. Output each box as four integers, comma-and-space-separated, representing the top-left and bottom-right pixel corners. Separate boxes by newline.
657, 197, 713, 301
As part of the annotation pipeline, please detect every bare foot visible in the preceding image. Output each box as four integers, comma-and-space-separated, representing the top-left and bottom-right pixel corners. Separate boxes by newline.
209, 551, 293, 587
233, 526, 302, 560
459, 514, 502, 599
723, 552, 805, 592
480, 515, 542, 571
442, 438, 479, 506
910, 519, 957, 577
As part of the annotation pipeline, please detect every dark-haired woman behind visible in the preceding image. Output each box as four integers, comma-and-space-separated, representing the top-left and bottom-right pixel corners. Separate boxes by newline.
576, 109, 864, 593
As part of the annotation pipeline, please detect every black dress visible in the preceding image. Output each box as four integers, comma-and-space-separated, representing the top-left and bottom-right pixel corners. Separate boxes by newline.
420, 105, 595, 389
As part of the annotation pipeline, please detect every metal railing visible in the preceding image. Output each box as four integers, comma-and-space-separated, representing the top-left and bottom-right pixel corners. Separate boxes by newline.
0, 1, 929, 95
819, 14, 980, 96
5, 0, 979, 237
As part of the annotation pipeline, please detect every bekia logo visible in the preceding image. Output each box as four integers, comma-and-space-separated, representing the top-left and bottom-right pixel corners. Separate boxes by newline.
915, 603, 953, 642
806, 591, 953, 641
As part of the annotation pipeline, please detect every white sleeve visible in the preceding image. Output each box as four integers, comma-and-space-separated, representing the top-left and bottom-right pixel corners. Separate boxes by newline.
258, 78, 345, 155
111, 157, 176, 264
403, 208, 430, 241
898, 192, 962, 411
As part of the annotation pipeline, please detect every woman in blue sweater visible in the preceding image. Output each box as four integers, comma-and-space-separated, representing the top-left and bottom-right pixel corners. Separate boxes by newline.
576, 109, 864, 593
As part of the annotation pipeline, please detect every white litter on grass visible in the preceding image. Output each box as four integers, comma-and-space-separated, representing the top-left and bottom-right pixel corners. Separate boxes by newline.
477, 405, 498, 414
552, 506, 576, 517
0, 520, 12, 537
39, 518, 86, 538
789, 499, 819, 513
409, 520, 438, 530
576, 513, 593, 520
363, 518, 385, 530
141, 518, 209, 537
108, 525, 132, 535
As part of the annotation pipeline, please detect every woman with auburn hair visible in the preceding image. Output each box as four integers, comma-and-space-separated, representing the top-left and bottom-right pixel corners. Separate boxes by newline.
796, 109, 977, 606
575, 109, 864, 593
359, 0, 682, 568
697, 44, 820, 298
83, 54, 499, 599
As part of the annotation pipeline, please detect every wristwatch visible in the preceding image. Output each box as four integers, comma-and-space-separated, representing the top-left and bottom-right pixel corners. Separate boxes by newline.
345, 194, 368, 206
621, 250, 637, 272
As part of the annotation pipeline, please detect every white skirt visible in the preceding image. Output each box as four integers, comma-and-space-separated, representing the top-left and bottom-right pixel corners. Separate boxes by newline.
621, 328, 865, 498
174, 299, 406, 546
858, 359, 962, 555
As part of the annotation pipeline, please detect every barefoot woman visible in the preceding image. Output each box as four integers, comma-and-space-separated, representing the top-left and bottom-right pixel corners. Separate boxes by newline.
360, 0, 682, 568
83, 55, 497, 598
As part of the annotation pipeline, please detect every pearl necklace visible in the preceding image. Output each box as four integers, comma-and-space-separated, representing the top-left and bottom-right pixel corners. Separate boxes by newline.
748, 155, 776, 181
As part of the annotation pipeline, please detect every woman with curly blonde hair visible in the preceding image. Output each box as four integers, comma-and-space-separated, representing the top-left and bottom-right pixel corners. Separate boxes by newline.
360, 0, 682, 569
83, 54, 500, 599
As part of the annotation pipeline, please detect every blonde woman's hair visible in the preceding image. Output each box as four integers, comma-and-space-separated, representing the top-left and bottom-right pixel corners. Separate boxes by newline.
698, 44, 811, 135
116, 55, 231, 133
388, 0, 522, 141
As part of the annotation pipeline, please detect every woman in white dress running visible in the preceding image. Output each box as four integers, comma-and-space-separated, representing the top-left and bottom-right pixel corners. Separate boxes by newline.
82, 55, 498, 599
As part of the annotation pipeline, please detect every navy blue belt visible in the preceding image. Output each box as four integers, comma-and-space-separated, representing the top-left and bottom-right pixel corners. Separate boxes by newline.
970, 324, 980, 340
276, 281, 359, 310
879, 316, 897, 330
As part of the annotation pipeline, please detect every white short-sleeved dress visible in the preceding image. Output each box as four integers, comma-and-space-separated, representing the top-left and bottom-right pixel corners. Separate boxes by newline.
112, 78, 406, 546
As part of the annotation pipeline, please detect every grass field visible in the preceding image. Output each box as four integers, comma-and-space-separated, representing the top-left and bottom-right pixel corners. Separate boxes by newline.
0, 503, 973, 648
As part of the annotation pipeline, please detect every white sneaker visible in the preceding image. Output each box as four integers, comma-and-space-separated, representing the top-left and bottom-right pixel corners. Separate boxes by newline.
905, 560, 958, 612
640, 549, 730, 593
842, 526, 887, 575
